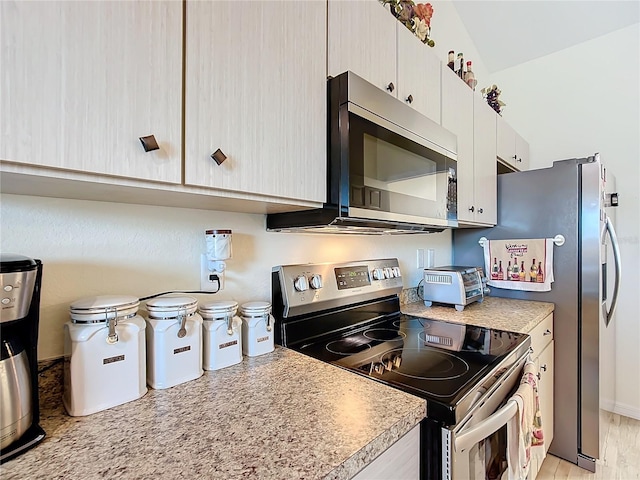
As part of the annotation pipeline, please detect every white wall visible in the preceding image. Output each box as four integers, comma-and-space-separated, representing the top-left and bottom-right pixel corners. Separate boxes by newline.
0, 194, 451, 360
491, 24, 640, 419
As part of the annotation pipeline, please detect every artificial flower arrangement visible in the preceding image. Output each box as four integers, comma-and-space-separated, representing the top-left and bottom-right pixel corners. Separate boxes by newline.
379, 0, 435, 47
481, 85, 506, 115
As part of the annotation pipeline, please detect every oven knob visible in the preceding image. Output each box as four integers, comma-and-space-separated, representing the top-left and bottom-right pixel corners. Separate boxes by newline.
392, 267, 402, 278
384, 358, 394, 371
373, 362, 385, 375
293, 275, 309, 292
393, 355, 402, 369
309, 274, 323, 290
384, 267, 394, 278
372, 268, 385, 280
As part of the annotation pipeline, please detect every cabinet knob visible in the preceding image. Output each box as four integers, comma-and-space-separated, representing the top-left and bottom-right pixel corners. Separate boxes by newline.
405, 94, 413, 104
468, 206, 475, 212
211, 148, 227, 165
478, 208, 483, 214
540, 364, 547, 372
139, 135, 160, 152
543, 329, 552, 336
386, 82, 395, 93
512, 155, 517, 160
516, 157, 522, 163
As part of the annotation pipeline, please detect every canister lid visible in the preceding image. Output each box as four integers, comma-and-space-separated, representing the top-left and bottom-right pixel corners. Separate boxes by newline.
239, 301, 271, 316
69, 295, 140, 323
145, 295, 198, 318
199, 300, 238, 317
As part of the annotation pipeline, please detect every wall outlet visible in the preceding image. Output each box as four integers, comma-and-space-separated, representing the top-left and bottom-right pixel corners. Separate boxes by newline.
417, 249, 425, 269
200, 254, 220, 291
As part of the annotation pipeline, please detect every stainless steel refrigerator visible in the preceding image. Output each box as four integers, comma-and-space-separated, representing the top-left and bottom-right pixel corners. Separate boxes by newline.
452, 154, 621, 471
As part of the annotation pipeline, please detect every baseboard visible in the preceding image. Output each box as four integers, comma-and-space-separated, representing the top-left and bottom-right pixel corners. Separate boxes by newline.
609, 402, 640, 420
600, 397, 616, 413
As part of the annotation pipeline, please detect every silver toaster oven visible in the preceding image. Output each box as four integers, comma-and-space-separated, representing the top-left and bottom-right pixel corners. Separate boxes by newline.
422, 266, 485, 311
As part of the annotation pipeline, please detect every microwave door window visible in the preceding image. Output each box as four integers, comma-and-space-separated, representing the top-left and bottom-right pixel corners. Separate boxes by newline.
348, 112, 451, 221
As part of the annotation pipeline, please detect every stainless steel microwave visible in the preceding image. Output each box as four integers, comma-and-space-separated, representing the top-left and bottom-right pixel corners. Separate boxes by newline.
267, 71, 458, 234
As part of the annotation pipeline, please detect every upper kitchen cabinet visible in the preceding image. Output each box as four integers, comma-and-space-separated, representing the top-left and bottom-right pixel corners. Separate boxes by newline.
396, 24, 441, 123
184, 1, 326, 203
441, 68, 474, 223
496, 116, 530, 171
442, 67, 496, 226
472, 96, 498, 225
0, 1, 182, 183
328, 0, 397, 94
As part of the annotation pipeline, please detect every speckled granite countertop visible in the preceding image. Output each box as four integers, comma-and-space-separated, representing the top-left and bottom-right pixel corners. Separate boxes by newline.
402, 296, 554, 333
1, 347, 425, 480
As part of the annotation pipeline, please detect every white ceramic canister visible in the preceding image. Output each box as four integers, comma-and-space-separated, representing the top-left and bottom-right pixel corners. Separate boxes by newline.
239, 301, 274, 357
199, 300, 242, 371
143, 295, 203, 390
64, 295, 147, 417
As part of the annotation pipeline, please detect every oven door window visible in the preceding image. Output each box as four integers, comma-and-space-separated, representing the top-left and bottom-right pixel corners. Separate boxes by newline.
348, 111, 456, 221
465, 425, 508, 480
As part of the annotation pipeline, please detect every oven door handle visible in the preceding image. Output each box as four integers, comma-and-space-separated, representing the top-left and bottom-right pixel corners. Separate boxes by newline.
454, 399, 518, 453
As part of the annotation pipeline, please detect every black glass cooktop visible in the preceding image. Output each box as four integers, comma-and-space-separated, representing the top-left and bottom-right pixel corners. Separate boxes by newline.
296, 314, 529, 425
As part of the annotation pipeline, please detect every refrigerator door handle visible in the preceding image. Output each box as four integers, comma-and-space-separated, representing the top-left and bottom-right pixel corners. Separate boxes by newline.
603, 215, 621, 327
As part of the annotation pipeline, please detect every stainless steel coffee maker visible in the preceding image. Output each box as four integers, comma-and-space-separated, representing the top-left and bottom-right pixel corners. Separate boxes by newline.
0, 254, 45, 462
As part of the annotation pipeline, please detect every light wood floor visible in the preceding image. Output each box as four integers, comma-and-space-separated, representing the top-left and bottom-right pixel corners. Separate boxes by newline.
537, 411, 640, 479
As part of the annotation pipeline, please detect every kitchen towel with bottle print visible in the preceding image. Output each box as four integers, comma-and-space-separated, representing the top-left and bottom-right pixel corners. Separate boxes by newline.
483, 238, 554, 292
506, 360, 545, 480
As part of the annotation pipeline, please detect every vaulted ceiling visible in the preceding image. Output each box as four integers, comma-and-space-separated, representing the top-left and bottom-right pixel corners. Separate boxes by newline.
451, 1, 640, 73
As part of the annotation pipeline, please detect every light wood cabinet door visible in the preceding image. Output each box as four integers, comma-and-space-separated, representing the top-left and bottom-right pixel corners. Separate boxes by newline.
515, 133, 530, 170
396, 24, 441, 123
472, 96, 497, 225
497, 116, 529, 171
328, 0, 397, 94
184, 1, 326, 203
441, 68, 474, 223
0, 1, 182, 183
352, 424, 420, 480
536, 340, 554, 453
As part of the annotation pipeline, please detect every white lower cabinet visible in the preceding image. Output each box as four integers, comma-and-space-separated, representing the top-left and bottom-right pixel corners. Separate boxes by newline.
351, 424, 420, 480
527, 313, 554, 479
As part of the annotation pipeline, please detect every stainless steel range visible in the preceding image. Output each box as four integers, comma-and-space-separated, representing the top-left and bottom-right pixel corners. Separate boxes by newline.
272, 259, 531, 479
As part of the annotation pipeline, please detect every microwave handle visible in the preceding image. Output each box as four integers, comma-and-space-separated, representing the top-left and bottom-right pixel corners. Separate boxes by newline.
454, 399, 518, 453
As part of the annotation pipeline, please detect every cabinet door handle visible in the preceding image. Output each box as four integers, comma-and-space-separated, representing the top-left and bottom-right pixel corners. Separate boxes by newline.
540, 364, 547, 372
543, 329, 552, 336
211, 148, 227, 165
405, 94, 413, 104
468, 206, 475, 212
139, 135, 160, 152
516, 157, 522, 163
386, 82, 395, 93
512, 155, 517, 160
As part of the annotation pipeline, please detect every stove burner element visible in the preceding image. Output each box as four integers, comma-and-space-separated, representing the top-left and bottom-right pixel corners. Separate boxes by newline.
363, 328, 406, 341
326, 337, 372, 356
382, 348, 470, 381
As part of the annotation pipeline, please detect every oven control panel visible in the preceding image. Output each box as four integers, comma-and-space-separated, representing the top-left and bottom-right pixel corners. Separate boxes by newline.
273, 259, 403, 318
